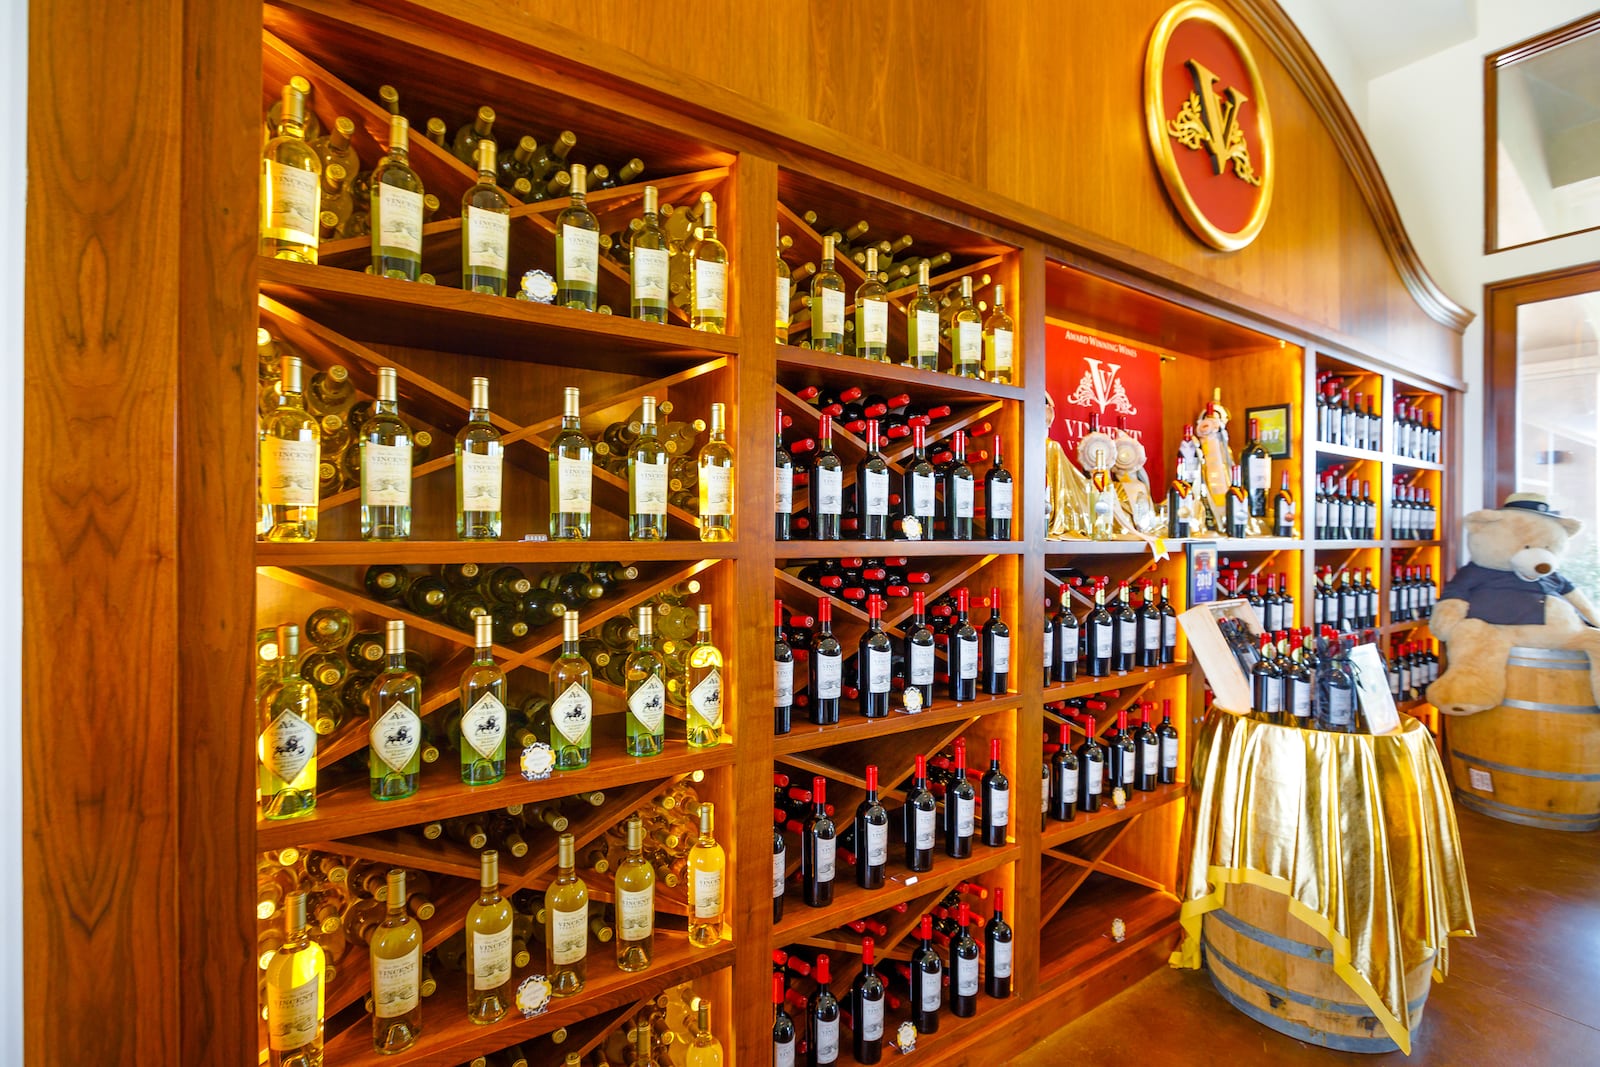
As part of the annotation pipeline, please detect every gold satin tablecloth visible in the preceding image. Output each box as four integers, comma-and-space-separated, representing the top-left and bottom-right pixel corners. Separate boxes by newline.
1171, 710, 1476, 1054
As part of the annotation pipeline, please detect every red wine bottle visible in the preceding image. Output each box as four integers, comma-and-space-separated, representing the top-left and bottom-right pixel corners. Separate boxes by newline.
901, 423, 937, 539
813, 413, 843, 541
904, 755, 937, 872
855, 764, 889, 889
1112, 579, 1137, 672
807, 953, 841, 1066
849, 937, 886, 1063
949, 902, 980, 1017
1158, 578, 1178, 664
856, 419, 891, 540
857, 597, 892, 718
1052, 587, 1080, 683
811, 598, 842, 725
1049, 721, 1078, 821
940, 430, 975, 540
944, 738, 975, 858
1135, 702, 1159, 792
773, 970, 797, 1066
948, 588, 979, 702
775, 598, 794, 735
776, 407, 794, 541
1042, 599, 1055, 686
980, 737, 1010, 847
980, 587, 1010, 695
984, 433, 1013, 540
1076, 715, 1105, 813
1138, 580, 1162, 668
1114, 708, 1137, 793
903, 590, 936, 709
984, 887, 1013, 998
801, 776, 837, 907
909, 915, 942, 1033
1085, 582, 1113, 677
1157, 699, 1180, 784
773, 821, 787, 921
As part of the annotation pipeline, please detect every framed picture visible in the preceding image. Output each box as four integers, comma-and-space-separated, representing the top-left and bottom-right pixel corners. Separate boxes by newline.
1244, 403, 1293, 459
1187, 540, 1219, 605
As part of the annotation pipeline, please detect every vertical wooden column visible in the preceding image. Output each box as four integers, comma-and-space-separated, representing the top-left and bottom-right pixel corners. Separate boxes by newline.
730, 151, 779, 1064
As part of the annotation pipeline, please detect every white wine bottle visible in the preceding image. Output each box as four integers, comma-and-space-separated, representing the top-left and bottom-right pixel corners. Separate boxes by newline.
459, 615, 507, 785
259, 355, 320, 542
455, 375, 503, 540
545, 832, 589, 996
360, 366, 412, 541
370, 115, 426, 281
854, 248, 889, 361
948, 275, 982, 378
685, 605, 724, 748
260, 84, 321, 265
452, 104, 496, 166
264, 892, 325, 1067
697, 402, 733, 542
628, 395, 668, 541
548, 610, 593, 770
983, 283, 1015, 385
687, 802, 725, 948
259, 624, 317, 820
614, 815, 655, 972
907, 261, 940, 371
624, 605, 666, 758
687, 999, 724, 1067
461, 140, 511, 296
811, 236, 846, 353
368, 620, 422, 800
466, 849, 514, 1024
370, 869, 423, 1053
548, 386, 593, 540
691, 200, 729, 333
555, 163, 600, 311
775, 225, 792, 344
630, 185, 669, 323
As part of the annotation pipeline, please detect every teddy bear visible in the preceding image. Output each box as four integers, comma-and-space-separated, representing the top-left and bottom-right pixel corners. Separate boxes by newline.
1427, 493, 1600, 715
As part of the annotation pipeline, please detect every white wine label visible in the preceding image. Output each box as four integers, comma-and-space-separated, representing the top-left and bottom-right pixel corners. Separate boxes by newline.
994, 939, 1014, 977
459, 450, 503, 513
958, 634, 979, 679
957, 320, 981, 365
1162, 740, 1179, 769
910, 642, 935, 685
953, 477, 974, 518
868, 647, 892, 692
361, 441, 413, 507
560, 224, 599, 285
376, 183, 424, 255
627, 672, 667, 734
1143, 617, 1161, 650
549, 904, 588, 965
820, 288, 845, 336
693, 867, 723, 919
471, 923, 514, 990
262, 710, 316, 784
866, 820, 888, 865
689, 669, 723, 727
1267, 677, 1285, 714
556, 455, 593, 514
1064, 628, 1080, 661
989, 786, 1009, 827
372, 944, 420, 1017
369, 703, 421, 773
1328, 686, 1355, 725
550, 682, 592, 745
1043, 630, 1054, 668
775, 465, 794, 513
700, 464, 733, 516
816, 465, 843, 515
632, 246, 669, 303
265, 972, 320, 1050
956, 954, 979, 996
1467, 767, 1493, 793
260, 438, 319, 507
261, 159, 320, 247
1122, 751, 1135, 784
914, 806, 936, 849
1142, 738, 1159, 775
991, 636, 1010, 675
861, 298, 888, 345
910, 471, 935, 515
989, 479, 1013, 519
772, 846, 786, 897
864, 469, 889, 516
815, 835, 836, 881
919, 971, 941, 1011
862, 995, 885, 1041
1093, 623, 1113, 659
617, 884, 654, 942
460, 692, 507, 760
816, 652, 843, 699
776, 1038, 796, 1067
815, 1016, 840, 1064
776, 276, 792, 328
955, 794, 975, 837
1085, 761, 1103, 794
775, 658, 795, 705
466, 207, 510, 274
915, 309, 939, 359
631, 457, 668, 516
990, 328, 1014, 371
1118, 624, 1137, 654
1247, 457, 1270, 492
694, 260, 727, 315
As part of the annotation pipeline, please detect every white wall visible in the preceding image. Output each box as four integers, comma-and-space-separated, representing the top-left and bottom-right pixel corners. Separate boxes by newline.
0, 0, 24, 1060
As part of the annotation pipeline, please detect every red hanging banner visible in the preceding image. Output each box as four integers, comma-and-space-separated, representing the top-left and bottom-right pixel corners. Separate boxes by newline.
1047, 323, 1167, 487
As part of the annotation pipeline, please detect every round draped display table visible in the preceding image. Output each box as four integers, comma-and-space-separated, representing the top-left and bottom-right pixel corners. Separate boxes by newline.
1171, 709, 1476, 1055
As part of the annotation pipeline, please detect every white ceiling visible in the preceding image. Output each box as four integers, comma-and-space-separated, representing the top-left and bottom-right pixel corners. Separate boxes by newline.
1310, 0, 1478, 81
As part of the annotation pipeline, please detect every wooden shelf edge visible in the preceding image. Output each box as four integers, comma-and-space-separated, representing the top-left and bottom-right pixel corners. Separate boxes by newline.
773, 540, 1024, 558
775, 345, 1026, 403
256, 540, 742, 565
773, 694, 1022, 755
1043, 662, 1191, 702
1039, 782, 1188, 850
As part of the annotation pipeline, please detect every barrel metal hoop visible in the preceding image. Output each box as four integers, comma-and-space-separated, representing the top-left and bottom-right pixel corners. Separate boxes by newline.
1207, 906, 1334, 962
1453, 789, 1600, 831
1451, 750, 1600, 782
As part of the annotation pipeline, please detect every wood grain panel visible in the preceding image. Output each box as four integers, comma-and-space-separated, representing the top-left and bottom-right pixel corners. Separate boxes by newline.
23, 0, 184, 1062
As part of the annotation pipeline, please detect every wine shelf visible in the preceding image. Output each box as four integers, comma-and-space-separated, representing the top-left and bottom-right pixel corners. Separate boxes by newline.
1045, 536, 1307, 556
773, 540, 1026, 558
1392, 456, 1445, 472
256, 541, 742, 566
1314, 441, 1385, 462
1037, 876, 1182, 994
1040, 782, 1188, 850
774, 693, 1023, 755
1043, 662, 1192, 703
776, 345, 1026, 404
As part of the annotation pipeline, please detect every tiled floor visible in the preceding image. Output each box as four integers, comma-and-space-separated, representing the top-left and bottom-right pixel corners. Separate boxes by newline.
1014, 810, 1600, 1066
